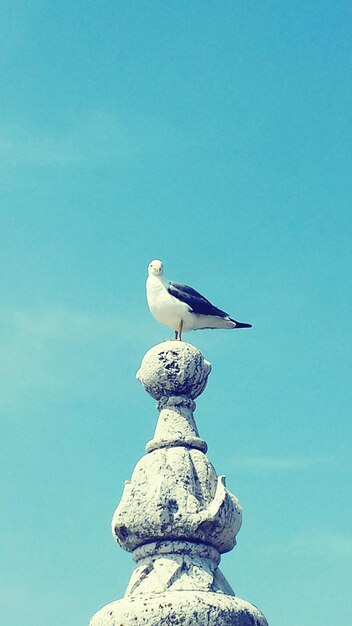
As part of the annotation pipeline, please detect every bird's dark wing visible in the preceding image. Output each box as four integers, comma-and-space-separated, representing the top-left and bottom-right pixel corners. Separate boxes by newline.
168, 282, 228, 317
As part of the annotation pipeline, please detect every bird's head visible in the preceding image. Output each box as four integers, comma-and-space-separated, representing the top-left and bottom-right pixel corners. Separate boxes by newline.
148, 259, 164, 277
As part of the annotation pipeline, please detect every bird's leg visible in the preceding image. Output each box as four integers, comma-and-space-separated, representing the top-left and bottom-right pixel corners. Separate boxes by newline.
178, 320, 183, 341
174, 330, 178, 340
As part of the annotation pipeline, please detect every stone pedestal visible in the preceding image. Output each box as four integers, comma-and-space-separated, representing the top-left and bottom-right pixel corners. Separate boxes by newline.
89, 341, 268, 626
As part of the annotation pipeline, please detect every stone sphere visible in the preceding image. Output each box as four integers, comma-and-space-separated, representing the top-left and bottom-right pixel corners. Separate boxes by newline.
136, 341, 212, 400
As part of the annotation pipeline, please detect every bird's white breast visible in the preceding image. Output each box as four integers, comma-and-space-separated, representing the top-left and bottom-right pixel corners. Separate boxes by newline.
146, 275, 191, 331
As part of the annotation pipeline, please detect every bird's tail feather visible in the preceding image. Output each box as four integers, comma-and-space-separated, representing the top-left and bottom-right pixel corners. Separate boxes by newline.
193, 315, 252, 330
230, 319, 252, 329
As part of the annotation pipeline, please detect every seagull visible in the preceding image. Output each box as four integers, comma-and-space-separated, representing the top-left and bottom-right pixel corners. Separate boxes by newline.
146, 259, 252, 340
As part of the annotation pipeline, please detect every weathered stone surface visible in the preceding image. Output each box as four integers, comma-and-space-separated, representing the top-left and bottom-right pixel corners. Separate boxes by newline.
136, 341, 211, 400
112, 445, 242, 554
89, 341, 269, 625
146, 395, 208, 454
125, 541, 232, 596
90, 591, 268, 626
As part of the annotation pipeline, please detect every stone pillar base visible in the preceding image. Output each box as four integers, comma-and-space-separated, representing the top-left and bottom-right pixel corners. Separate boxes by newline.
90, 590, 268, 626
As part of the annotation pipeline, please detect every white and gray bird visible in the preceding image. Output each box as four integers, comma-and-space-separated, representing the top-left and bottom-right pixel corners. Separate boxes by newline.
146, 259, 252, 340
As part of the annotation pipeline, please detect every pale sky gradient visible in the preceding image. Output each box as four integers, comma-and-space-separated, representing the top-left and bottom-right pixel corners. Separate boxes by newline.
1, 3, 351, 626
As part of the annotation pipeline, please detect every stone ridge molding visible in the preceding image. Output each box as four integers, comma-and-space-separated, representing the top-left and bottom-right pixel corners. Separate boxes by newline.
89, 341, 269, 626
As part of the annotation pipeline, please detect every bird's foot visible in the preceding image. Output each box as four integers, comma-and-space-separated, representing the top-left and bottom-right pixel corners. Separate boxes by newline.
178, 321, 183, 342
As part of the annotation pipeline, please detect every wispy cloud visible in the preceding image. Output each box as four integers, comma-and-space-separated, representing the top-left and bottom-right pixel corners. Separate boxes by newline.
0, 307, 148, 413
0, 111, 185, 170
234, 455, 327, 471
265, 532, 352, 560
6, 308, 123, 340
0, 112, 141, 168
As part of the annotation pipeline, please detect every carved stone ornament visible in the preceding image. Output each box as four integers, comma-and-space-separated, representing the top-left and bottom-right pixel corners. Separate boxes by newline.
89, 341, 268, 626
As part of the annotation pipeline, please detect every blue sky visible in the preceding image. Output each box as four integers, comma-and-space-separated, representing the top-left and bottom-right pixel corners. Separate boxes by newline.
1, 2, 351, 625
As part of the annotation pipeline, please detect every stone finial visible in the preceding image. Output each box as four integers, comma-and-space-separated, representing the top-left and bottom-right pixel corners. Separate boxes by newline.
113, 341, 241, 556
136, 341, 212, 454
89, 341, 269, 626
